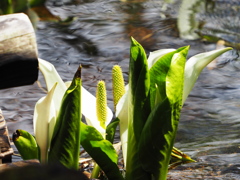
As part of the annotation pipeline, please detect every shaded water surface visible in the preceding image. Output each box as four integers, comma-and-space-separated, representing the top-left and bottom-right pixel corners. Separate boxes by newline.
1, 0, 240, 179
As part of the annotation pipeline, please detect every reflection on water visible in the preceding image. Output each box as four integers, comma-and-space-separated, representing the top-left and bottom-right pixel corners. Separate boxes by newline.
1, 0, 240, 178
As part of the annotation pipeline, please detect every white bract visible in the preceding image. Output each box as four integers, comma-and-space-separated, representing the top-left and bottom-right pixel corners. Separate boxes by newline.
34, 59, 113, 163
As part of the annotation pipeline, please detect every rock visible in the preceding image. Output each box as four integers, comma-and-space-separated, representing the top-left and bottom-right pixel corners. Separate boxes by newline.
0, 160, 90, 180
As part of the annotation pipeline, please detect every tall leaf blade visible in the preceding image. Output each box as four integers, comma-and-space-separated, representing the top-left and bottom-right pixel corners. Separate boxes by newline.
81, 122, 124, 180
138, 98, 172, 179
149, 46, 187, 109
125, 37, 151, 180
48, 67, 81, 170
139, 47, 188, 180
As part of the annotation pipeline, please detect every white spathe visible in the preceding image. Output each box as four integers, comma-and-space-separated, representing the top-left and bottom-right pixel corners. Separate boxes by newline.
34, 59, 113, 163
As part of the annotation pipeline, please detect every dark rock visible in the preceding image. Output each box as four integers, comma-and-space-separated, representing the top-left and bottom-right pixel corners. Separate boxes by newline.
0, 161, 90, 180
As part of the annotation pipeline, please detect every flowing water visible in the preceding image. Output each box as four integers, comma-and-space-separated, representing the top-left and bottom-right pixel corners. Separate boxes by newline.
1, 0, 240, 179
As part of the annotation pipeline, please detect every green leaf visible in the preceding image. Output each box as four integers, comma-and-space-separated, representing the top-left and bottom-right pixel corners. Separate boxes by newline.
149, 46, 188, 109
125, 37, 151, 180
80, 122, 124, 180
106, 118, 120, 143
166, 47, 189, 104
147, 49, 175, 68
48, 66, 81, 170
12, 129, 39, 160
138, 98, 172, 180
139, 47, 188, 180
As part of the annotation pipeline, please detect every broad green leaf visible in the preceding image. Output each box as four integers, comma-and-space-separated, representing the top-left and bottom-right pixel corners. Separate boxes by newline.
12, 129, 39, 160
148, 49, 175, 68
125, 37, 151, 180
166, 47, 189, 104
183, 47, 232, 103
80, 122, 124, 180
139, 98, 173, 180
139, 48, 188, 180
149, 46, 187, 109
33, 82, 57, 163
48, 67, 81, 170
106, 118, 120, 143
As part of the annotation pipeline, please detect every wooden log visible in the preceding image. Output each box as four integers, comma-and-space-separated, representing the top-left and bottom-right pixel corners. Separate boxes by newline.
0, 109, 13, 164
0, 13, 38, 89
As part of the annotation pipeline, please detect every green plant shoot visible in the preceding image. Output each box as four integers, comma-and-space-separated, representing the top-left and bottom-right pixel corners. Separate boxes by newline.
13, 129, 39, 160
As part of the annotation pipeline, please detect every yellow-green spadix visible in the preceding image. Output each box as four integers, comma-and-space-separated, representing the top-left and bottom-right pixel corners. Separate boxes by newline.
96, 80, 107, 137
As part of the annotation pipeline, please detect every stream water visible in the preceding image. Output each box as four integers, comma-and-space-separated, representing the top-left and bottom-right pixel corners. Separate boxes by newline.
1, 0, 240, 179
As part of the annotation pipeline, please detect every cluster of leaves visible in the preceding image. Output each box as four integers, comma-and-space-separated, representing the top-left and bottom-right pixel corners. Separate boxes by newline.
13, 37, 231, 180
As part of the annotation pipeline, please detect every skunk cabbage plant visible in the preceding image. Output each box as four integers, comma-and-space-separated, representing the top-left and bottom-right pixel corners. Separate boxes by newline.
115, 38, 232, 180
13, 37, 231, 180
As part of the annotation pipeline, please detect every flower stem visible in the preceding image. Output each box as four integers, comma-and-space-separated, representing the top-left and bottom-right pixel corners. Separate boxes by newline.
91, 163, 101, 179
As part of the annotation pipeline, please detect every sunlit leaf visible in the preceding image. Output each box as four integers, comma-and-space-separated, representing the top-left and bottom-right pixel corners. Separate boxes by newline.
48, 67, 81, 170
139, 47, 188, 180
149, 47, 187, 109
147, 49, 175, 68
81, 122, 124, 180
125, 37, 151, 180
